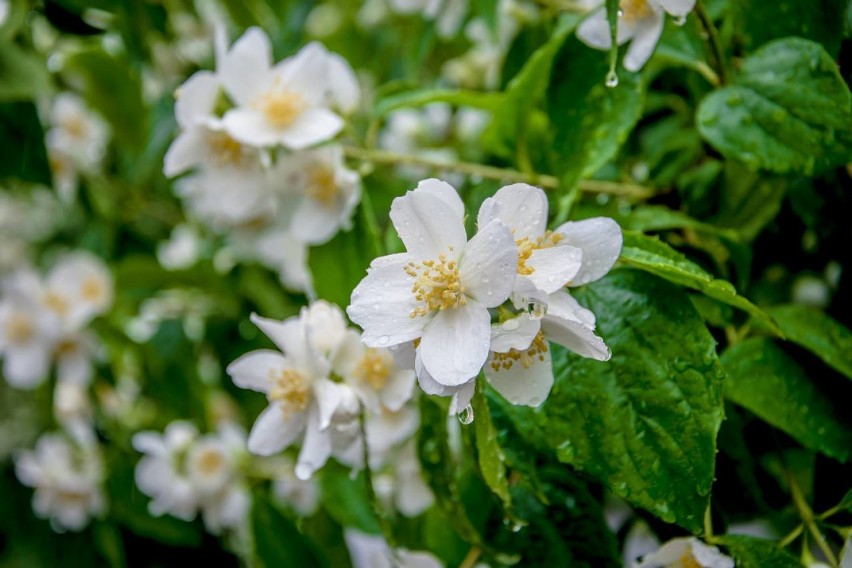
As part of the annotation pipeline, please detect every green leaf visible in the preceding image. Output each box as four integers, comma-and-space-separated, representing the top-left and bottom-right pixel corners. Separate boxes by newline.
252, 495, 327, 568
737, 0, 848, 57
717, 535, 802, 567
318, 465, 380, 534
61, 50, 149, 153
697, 38, 852, 175
511, 270, 726, 531
721, 338, 852, 462
618, 205, 740, 240
619, 232, 780, 334
0, 41, 50, 102
0, 102, 51, 185
764, 304, 852, 381
472, 379, 511, 510
372, 88, 504, 117
547, 36, 646, 188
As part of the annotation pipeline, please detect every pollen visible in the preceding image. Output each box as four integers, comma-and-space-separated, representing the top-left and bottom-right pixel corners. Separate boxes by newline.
6, 313, 34, 343
679, 551, 702, 568
305, 166, 338, 206
490, 331, 549, 372
405, 248, 467, 317
81, 276, 105, 303
269, 369, 310, 413
43, 291, 70, 316
619, 0, 653, 22
354, 349, 392, 390
196, 449, 226, 475
208, 132, 247, 167
516, 231, 563, 275
259, 90, 304, 128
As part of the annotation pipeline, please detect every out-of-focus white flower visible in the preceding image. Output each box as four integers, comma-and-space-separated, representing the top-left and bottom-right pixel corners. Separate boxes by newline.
175, 166, 278, 229
374, 440, 434, 517
53, 380, 94, 443
347, 178, 517, 397
388, 0, 468, 38
276, 145, 361, 245
14, 433, 105, 532
0, 1, 9, 27
219, 30, 346, 149
623, 521, 661, 567
272, 457, 321, 516
133, 421, 201, 521
157, 224, 203, 270
634, 537, 734, 568
345, 529, 444, 568
227, 308, 349, 479
301, 300, 349, 358
577, 0, 697, 72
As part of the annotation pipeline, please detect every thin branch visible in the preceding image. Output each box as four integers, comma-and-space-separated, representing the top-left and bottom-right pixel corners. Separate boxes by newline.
695, 1, 730, 85
789, 472, 838, 567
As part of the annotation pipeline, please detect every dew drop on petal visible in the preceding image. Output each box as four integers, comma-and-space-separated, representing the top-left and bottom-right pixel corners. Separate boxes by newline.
605, 70, 619, 88
458, 405, 474, 425
673, 15, 687, 26
378, 335, 389, 345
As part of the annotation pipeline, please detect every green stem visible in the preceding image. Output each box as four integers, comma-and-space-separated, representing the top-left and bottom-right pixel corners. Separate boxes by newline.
342, 146, 655, 199
695, 1, 730, 85
789, 472, 838, 567
704, 505, 715, 540
778, 524, 805, 548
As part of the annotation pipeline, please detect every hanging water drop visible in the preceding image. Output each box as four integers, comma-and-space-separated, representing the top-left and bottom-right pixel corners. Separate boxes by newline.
673, 15, 687, 26
458, 405, 474, 425
605, 70, 619, 88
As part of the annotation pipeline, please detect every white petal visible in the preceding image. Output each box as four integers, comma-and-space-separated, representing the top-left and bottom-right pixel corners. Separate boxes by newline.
277, 107, 344, 150
226, 349, 288, 393
690, 539, 735, 568
221, 108, 285, 147
163, 128, 208, 177
486, 349, 553, 407
542, 314, 610, 361
295, 407, 332, 479
623, 13, 664, 72
635, 537, 695, 567
249, 313, 315, 371
448, 381, 475, 415
389, 190, 467, 260
312, 378, 344, 430
396, 474, 434, 517
413, 178, 464, 220
218, 27, 273, 106
554, 217, 623, 286
576, 9, 612, 49
131, 432, 166, 456
325, 52, 361, 113
547, 289, 597, 327
275, 42, 331, 102
476, 183, 548, 240
655, 0, 696, 17
459, 220, 517, 308
290, 195, 348, 245
56, 349, 93, 386
174, 71, 219, 129
4, 343, 50, 389
247, 405, 306, 456
525, 245, 583, 294
415, 352, 455, 396
418, 300, 491, 387
347, 254, 428, 347
380, 369, 416, 412
491, 314, 541, 353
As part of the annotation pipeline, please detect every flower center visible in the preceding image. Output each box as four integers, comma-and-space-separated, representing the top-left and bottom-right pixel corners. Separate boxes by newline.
679, 551, 702, 568
208, 131, 247, 167
305, 166, 338, 206
44, 291, 70, 316
259, 90, 305, 128
619, 0, 653, 22
81, 276, 105, 303
6, 313, 34, 343
516, 231, 563, 275
490, 331, 549, 371
269, 369, 310, 413
196, 448, 226, 476
64, 116, 88, 138
355, 349, 391, 390
55, 338, 79, 357
405, 248, 467, 317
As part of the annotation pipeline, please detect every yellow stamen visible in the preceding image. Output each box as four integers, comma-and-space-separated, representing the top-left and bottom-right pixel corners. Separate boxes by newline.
680, 551, 703, 568
490, 331, 549, 372
619, 0, 653, 22
305, 166, 338, 206
516, 231, 563, 275
64, 116, 88, 138
269, 369, 310, 413
259, 90, 305, 127
405, 247, 466, 318
196, 449, 225, 475
55, 339, 79, 357
208, 131, 247, 167
44, 291, 70, 316
6, 313, 34, 343
81, 276, 105, 303
354, 349, 392, 390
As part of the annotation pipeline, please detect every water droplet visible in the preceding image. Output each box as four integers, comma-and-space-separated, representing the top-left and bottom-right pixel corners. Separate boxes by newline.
458, 405, 474, 425
501, 319, 520, 331
378, 335, 389, 345
673, 15, 687, 26
530, 302, 547, 320
547, 274, 556, 283
529, 396, 541, 406
605, 70, 619, 88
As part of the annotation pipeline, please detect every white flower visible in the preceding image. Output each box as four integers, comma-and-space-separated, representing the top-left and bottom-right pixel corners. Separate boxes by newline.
347, 178, 518, 392
157, 224, 202, 270
0, 1, 9, 27
226, 309, 348, 479
46, 93, 108, 172
132, 421, 201, 521
374, 440, 434, 517
634, 537, 734, 568
273, 457, 321, 516
345, 529, 444, 568
276, 145, 362, 245
302, 300, 350, 357
14, 433, 105, 532
577, 0, 696, 72
388, 0, 468, 38
219, 30, 346, 149
53, 381, 94, 443
245, 225, 315, 295
175, 166, 278, 228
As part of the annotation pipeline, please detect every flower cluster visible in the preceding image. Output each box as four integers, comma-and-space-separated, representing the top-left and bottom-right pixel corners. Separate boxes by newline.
227, 300, 432, 500
163, 27, 362, 294
132, 421, 251, 534
348, 179, 622, 412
